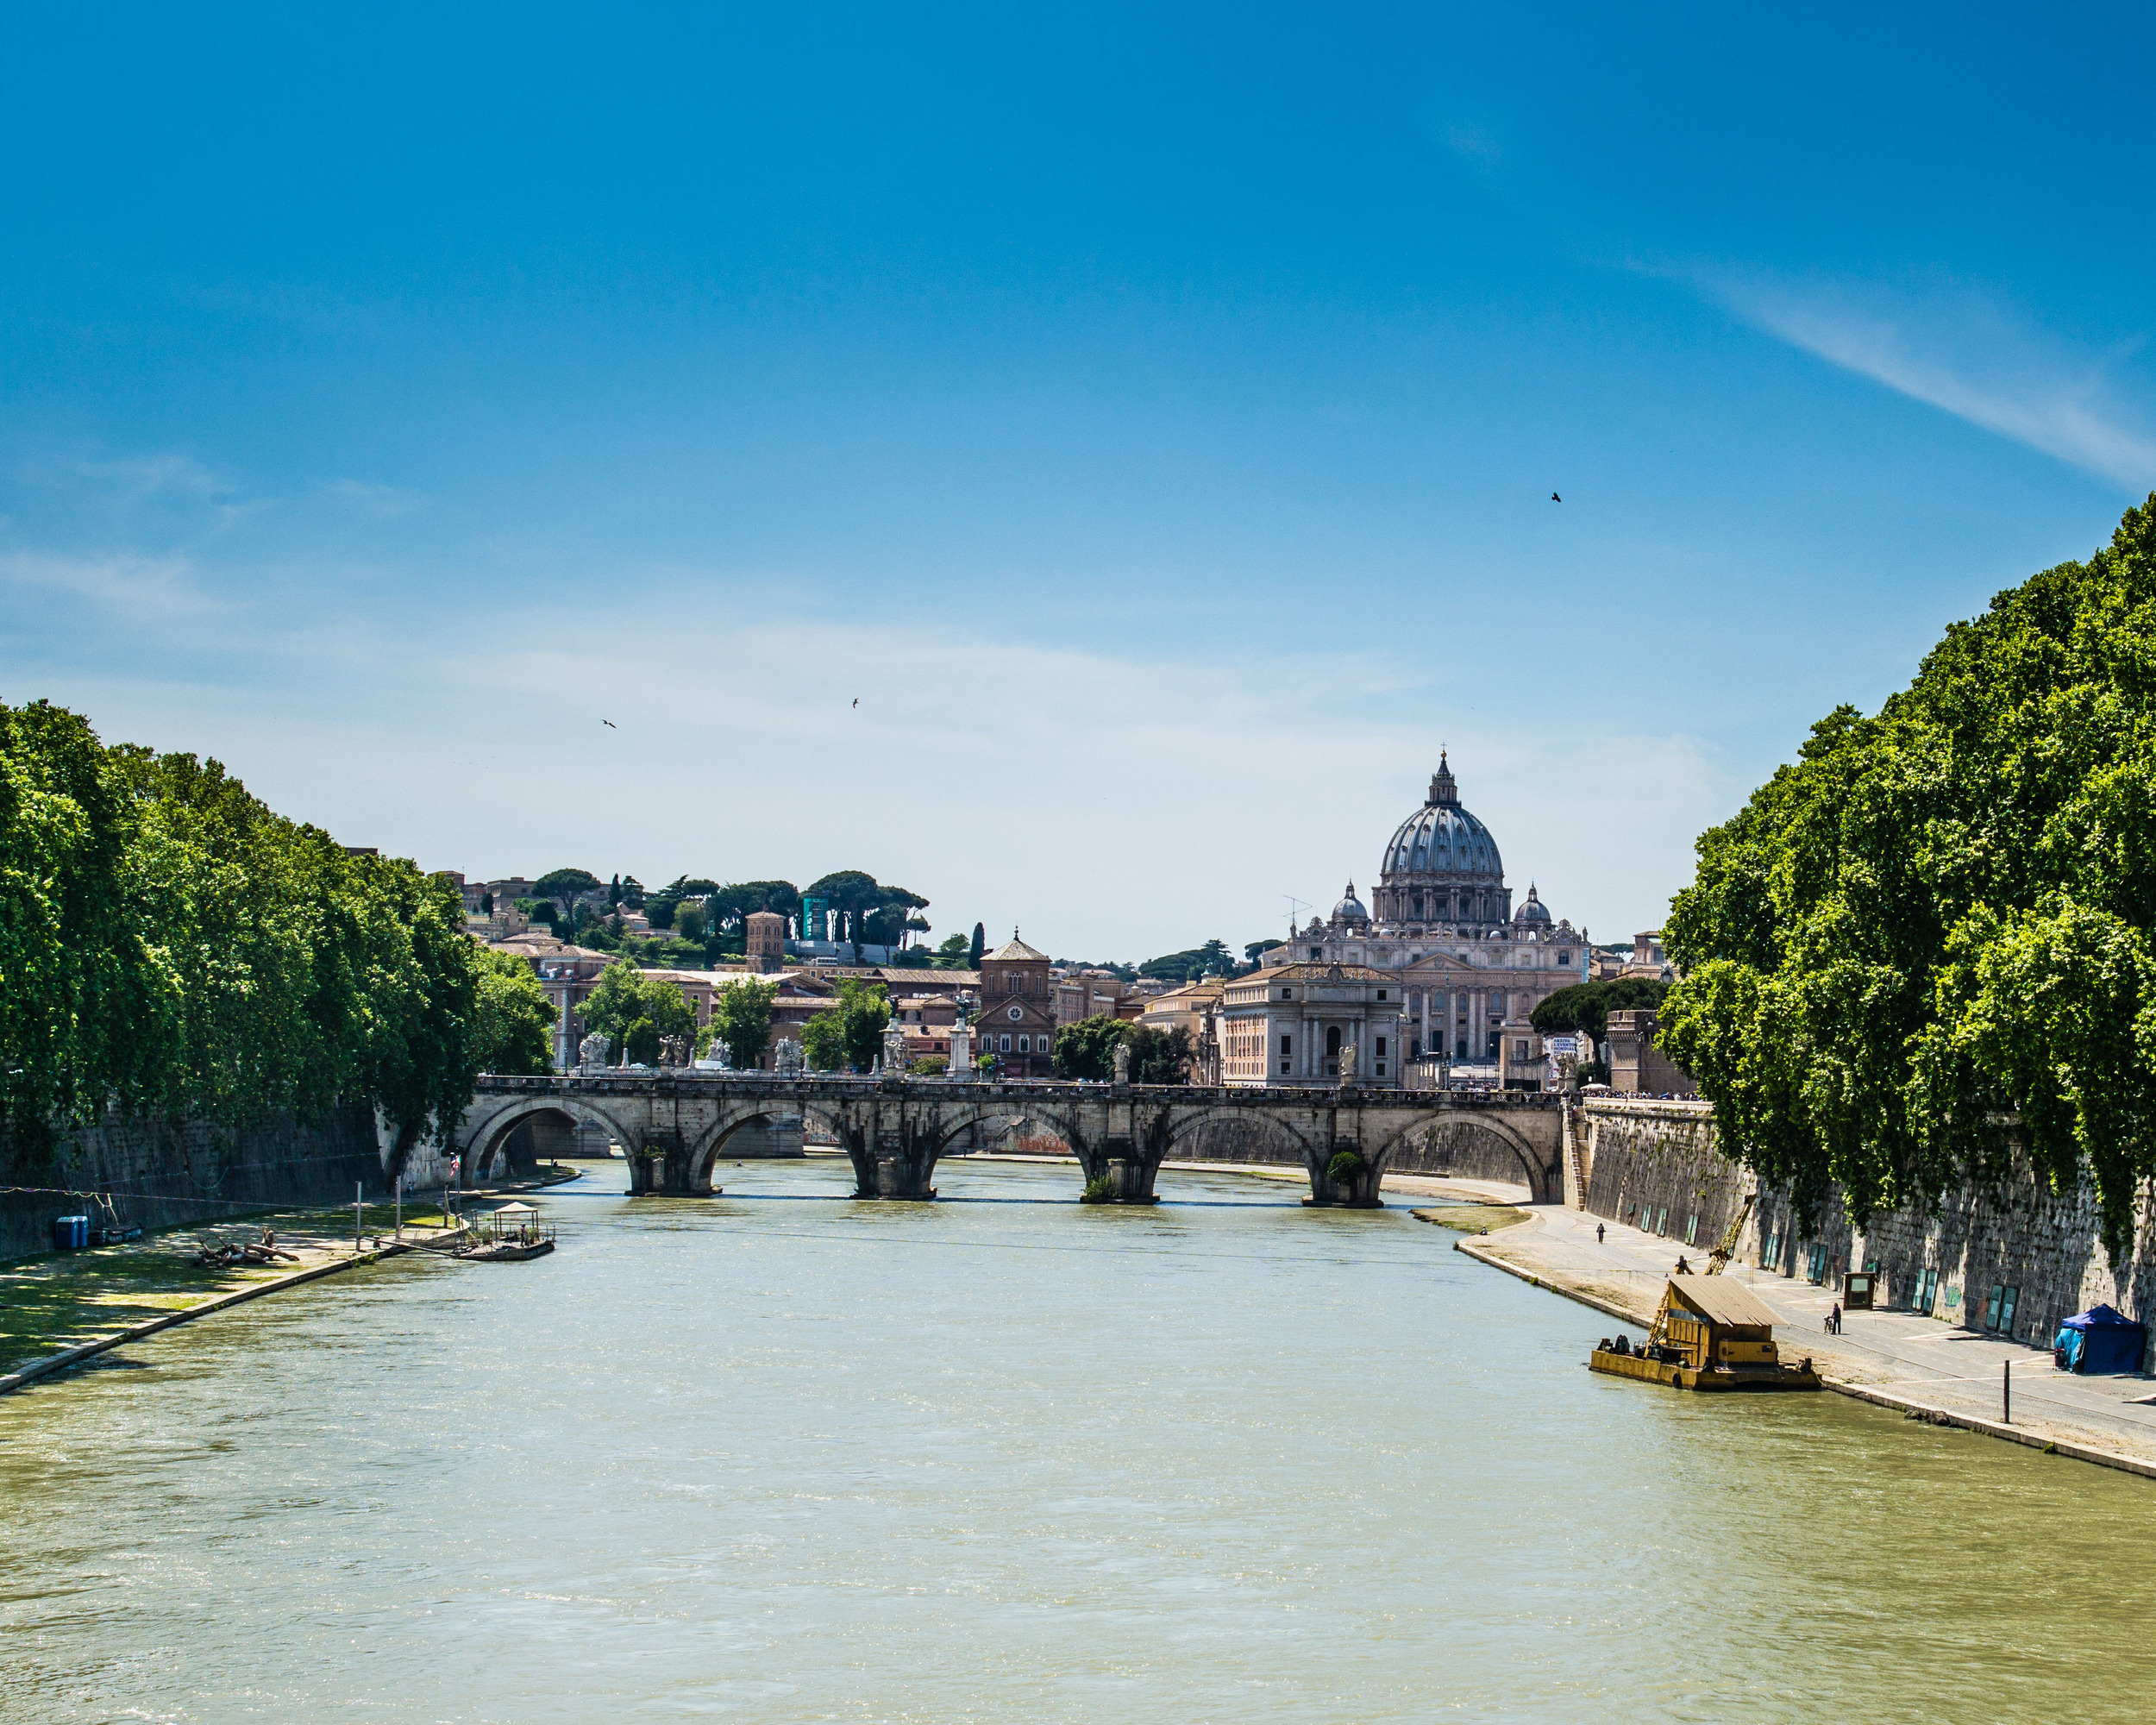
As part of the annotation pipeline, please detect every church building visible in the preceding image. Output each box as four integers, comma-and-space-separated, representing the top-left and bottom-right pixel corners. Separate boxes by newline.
1255, 755, 1589, 1065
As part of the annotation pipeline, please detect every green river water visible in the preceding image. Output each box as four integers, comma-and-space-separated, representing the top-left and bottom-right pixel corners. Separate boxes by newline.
3, 1157, 2152, 1722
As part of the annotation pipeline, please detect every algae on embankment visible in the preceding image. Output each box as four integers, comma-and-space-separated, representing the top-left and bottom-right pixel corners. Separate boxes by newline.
1413, 1203, 1528, 1233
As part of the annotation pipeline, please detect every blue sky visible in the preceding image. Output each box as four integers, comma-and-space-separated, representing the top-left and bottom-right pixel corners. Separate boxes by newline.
5, 5, 2153, 958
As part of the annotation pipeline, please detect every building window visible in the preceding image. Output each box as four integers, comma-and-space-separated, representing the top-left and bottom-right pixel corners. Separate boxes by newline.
1309, 948, 1321, 959
1684, 1214, 1700, 1245
1375, 1038, 1386, 1059
1376, 989, 1386, 1000
1279, 989, 1293, 1000
1280, 1034, 1292, 1059
1807, 1243, 1828, 1284
1017, 1035, 1030, 1053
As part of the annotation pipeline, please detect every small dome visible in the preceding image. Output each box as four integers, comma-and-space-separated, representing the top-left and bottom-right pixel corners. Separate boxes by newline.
1332, 880, 1369, 924
1514, 885, 1552, 925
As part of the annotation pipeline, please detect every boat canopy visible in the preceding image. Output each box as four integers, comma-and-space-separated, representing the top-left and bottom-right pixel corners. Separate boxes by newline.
1665, 1276, 1779, 1329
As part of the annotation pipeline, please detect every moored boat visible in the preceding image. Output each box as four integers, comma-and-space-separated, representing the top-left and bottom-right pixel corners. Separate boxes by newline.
1589, 1274, 1820, 1391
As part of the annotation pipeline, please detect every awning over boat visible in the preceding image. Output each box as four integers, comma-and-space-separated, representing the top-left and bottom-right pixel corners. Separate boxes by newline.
1665, 1276, 1779, 1329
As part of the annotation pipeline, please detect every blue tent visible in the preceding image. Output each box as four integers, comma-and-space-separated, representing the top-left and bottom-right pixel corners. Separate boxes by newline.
2053, 1304, 2147, 1375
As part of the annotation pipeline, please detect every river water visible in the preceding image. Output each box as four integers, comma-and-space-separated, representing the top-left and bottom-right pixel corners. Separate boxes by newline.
3, 1157, 2153, 1722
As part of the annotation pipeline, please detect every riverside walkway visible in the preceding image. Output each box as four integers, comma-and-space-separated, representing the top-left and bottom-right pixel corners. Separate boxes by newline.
1457, 1195, 2156, 1477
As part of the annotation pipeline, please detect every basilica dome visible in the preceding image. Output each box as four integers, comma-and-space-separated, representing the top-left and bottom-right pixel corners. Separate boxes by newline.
1380, 754, 1503, 884
1513, 885, 1552, 925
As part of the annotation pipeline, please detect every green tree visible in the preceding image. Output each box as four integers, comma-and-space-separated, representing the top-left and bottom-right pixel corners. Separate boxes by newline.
932, 932, 972, 968
1050, 1015, 1193, 1084
1529, 979, 1669, 1038
578, 962, 695, 1065
473, 947, 556, 1075
1659, 495, 2156, 1261
673, 901, 705, 942
1125, 1024, 1193, 1085
535, 867, 599, 900
700, 976, 778, 1068
1051, 1013, 1126, 1080
968, 922, 986, 969
799, 977, 891, 1071
1, 703, 489, 1173
1244, 939, 1285, 966
1139, 939, 1238, 983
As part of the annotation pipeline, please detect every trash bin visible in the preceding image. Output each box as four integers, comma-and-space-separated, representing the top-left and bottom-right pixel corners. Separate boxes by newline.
54, 1214, 90, 1251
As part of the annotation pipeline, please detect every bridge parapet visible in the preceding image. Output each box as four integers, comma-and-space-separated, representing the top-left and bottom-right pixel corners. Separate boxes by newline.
458, 1074, 1564, 1204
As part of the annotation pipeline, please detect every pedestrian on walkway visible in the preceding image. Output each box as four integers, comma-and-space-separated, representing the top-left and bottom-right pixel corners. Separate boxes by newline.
1827, 1302, 1842, 1335
1595, 1223, 1606, 1245
1673, 1253, 1691, 1275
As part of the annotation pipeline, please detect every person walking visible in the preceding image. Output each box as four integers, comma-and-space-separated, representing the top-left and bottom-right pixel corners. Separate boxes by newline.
1595, 1223, 1606, 1245
1828, 1301, 1843, 1335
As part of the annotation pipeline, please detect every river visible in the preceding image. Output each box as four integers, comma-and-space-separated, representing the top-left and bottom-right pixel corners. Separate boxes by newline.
3, 1157, 2152, 1722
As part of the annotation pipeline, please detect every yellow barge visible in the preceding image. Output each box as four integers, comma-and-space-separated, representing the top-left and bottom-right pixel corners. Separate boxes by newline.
1589, 1274, 1821, 1392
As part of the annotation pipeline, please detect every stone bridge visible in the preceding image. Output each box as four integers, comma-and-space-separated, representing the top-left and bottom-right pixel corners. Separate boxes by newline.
454, 1074, 1565, 1207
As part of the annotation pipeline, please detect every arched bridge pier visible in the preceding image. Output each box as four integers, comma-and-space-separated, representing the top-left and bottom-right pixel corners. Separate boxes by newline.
456, 1075, 1565, 1208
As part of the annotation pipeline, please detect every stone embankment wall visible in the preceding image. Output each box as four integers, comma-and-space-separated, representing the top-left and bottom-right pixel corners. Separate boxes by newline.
0, 1103, 400, 1263
1579, 1098, 2156, 1367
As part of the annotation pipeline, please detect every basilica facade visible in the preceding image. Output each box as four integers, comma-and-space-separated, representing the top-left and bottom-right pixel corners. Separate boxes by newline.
1252, 755, 1588, 1064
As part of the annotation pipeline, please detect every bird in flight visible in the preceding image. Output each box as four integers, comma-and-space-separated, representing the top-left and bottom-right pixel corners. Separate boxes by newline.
852, 698, 859, 707
1551, 492, 1562, 502
602, 719, 617, 729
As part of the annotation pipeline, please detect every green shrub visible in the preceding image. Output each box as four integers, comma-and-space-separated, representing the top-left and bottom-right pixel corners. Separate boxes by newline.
1326, 1149, 1365, 1187
1080, 1172, 1117, 1203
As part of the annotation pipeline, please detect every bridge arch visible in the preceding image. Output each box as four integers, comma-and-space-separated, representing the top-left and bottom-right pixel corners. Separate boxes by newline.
683, 1099, 851, 1191
1158, 1105, 1319, 1168
459, 1095, 643, 1183
1373, 1111, 1556, 1203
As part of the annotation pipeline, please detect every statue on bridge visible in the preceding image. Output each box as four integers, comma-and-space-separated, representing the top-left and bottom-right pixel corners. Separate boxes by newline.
882, 1026, 910, 1076
577, 1032, 608, 1071
773, 1038, 804, 1076
1112, 1040, 1131, 1087
1338, 1041, 1357, 1083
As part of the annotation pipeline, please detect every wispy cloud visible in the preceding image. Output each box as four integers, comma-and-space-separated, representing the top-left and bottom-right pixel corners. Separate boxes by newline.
0, 550, 222, 618
1702, 270, 2156, 487
317, 477, 427, 518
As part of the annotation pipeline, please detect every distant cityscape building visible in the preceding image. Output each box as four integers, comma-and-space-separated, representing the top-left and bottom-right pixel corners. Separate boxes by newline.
1219, 963, 1403, 1087
745, 910, 787, 972
1263, 754, 1589, 1066
976, 931, 1056, 1076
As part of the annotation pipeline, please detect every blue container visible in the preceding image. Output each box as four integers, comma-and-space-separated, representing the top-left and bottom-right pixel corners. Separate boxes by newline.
54, 1214, 90, 1251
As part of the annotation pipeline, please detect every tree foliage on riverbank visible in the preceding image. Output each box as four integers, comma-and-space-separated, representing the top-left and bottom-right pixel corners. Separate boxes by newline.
1660, 497, 2156, 1260
0, 700, 492, 1163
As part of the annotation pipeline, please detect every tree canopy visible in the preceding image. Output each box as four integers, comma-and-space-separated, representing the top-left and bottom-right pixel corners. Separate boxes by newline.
1140, 939, 1239, 983
1529, 978, 1668, 1038
534, 868, 599, 902
1, 701, 485, 1166
1659, 496, 2156, 1260
1050, 1014, 1193, 1084
472, 946, 556, 1076
701, 976, 777, 1069
800, 978, 891, 1071
578, 962, 695, 1065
